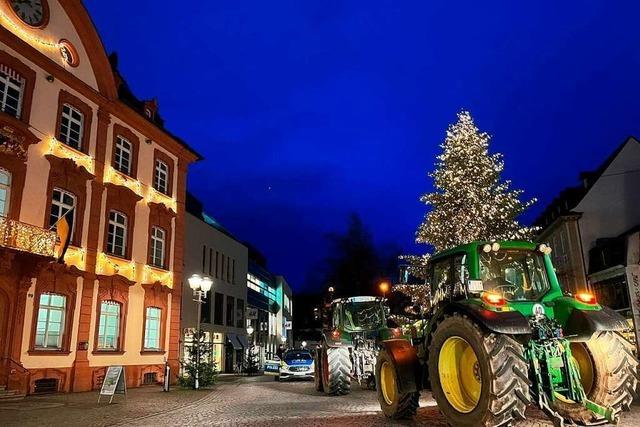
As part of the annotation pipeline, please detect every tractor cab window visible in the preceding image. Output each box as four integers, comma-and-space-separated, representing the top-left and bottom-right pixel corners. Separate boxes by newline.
431, 258, 451, 295
342, 301, 384, 331
479, 249, 550, 301
332, 304, 341, 328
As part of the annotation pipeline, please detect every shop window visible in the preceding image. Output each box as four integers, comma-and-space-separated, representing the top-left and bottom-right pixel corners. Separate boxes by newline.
107, 210, 127, 257
0, 65, 25, 119
59, 103, 84, 151
49, 188, 76, 239
0, 168, 11, 217
35, 293, 66, 349
113, 136, 132, 175
144, 307, 162, 350
97, 301, 121, 350
150, 226, 166, 268
153, 159, 169, 195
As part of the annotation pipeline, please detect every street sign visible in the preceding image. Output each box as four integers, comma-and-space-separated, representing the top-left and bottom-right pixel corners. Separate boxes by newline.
98, 366, 127, 404
284, 321, 292, 330
247, 308, 258, 320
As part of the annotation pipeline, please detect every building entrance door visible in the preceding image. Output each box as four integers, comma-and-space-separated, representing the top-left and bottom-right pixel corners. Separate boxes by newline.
224, 343, 234, 373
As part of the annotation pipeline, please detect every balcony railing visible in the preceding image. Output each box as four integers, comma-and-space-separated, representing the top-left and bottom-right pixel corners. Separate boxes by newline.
0, 217, 57, 258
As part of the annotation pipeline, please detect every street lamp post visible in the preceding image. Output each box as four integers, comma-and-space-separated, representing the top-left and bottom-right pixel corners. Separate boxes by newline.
188, 274, 213, 390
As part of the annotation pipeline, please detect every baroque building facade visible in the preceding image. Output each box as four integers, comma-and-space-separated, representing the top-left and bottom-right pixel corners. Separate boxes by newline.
0, 0, 199, 395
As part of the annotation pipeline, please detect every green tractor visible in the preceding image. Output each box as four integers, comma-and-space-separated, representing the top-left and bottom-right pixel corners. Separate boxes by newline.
315, 296, 403, 395
376, 241, 638, 426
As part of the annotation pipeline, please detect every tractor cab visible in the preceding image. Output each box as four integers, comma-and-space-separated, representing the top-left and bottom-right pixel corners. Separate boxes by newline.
333, 296, 387, 333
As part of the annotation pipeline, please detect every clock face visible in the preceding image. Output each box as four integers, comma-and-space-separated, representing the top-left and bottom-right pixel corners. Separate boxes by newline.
9, 0, 49, 27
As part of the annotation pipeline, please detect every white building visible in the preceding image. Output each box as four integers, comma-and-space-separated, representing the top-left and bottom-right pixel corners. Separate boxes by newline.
181, 194, 249, 373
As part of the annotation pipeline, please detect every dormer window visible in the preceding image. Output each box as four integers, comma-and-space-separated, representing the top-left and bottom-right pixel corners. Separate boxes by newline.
145, 108, 153, 119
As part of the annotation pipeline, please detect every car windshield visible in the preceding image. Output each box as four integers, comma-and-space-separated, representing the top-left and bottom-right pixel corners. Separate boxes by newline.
479, 249, 550, 301
342, 301, 385, 330
284, 351, 311, 362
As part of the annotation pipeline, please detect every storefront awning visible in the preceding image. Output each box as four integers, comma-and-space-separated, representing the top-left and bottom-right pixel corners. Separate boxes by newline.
236, 334, 248, 349
226, 333, 242, 350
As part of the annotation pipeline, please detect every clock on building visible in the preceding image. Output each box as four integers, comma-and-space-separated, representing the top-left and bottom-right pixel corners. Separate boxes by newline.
7, 0, 49, 28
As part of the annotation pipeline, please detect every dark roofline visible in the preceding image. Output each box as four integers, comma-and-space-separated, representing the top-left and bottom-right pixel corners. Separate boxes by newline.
185, 192, 241, 242
534, 136, 639, 229
108, 53, 203, 161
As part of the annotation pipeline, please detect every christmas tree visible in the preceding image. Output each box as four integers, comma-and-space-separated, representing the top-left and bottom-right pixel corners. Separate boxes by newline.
178, 329, 218, 388
244, 344, 260, 376
397, 111, 536, 314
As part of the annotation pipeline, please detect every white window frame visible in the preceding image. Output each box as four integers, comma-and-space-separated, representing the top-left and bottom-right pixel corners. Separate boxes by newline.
153, 159, 169, 195
144, 307, 162, 350
0, 168, 11, 217
35, 293, 66, 349
114, 136, 132, 175
107, 210, 127, 257
59, 103, 84, 151
50, 187, 76, 238
97, 301, 121, 350
0, 68, 24, 119
150, 226, 166, 268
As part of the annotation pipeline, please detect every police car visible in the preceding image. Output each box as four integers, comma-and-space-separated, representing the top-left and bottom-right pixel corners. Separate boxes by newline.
271, 349, 314, 381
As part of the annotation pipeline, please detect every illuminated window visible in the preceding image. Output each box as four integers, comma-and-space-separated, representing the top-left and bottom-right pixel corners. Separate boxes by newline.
150, 226, 166, 268
0, 168, 11, 217
153, 159, 169, 195
59, 104, 84, 150
107, 210, 127, 257
144, 307, 161, 350
35, 294, 66, 349
97, 301, 120, 350
49, 188, 76, 237
0, 66, 24, 119
114, 136, 132, 175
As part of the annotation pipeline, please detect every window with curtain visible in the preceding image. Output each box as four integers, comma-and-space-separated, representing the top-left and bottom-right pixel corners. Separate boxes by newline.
107, 210, 127, 257
59, 103, 84, 150
35, 294, 66, 349
97, 301, 120, 350
0, 168, 11, 217
0, 66, 24, 118
153, 159, 169, 194
144, 307, 161, 350
113, 136, 132, 175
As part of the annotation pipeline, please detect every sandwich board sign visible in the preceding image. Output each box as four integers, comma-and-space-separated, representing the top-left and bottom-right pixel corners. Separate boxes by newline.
98, 365, 127, 403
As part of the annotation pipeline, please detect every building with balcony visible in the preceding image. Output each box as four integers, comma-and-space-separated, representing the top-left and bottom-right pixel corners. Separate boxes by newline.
182, 194, 248, 374
535, 136, 640, 348
0, 1, 199, 395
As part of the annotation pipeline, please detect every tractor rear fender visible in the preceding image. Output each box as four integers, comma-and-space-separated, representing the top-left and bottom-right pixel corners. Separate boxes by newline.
380, 339, 422, 394
563, 306, 630, 341
444, 301, 532, 335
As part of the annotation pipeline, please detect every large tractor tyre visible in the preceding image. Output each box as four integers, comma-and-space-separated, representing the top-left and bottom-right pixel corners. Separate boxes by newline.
428, 313, 530, 427
314, 350, 324, 392
322, 345, 352, 395
556, 331, 639, 425
375, 348, 420, 419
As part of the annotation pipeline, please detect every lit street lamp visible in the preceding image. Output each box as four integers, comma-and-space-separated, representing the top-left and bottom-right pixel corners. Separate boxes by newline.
379, 281, 390, 298
188, 274, 213, 390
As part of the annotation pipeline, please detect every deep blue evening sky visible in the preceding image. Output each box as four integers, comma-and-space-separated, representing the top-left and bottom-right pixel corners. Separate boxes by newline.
86, 1, 640, 291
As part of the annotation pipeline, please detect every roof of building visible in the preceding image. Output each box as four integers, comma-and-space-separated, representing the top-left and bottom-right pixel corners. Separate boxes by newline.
185, 192, 241, 242
534, 136, 639, 229
108, 53, 203, 161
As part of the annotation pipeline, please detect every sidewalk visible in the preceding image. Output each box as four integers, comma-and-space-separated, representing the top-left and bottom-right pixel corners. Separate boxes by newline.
0, 384, 219, 427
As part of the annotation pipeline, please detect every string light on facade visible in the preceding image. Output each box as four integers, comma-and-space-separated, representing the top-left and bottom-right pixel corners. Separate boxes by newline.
47, 137, 94, 174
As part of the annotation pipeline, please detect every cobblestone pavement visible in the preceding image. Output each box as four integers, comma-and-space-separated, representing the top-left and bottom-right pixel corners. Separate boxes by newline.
3, 375, 640, 426
126, 375, 640, 427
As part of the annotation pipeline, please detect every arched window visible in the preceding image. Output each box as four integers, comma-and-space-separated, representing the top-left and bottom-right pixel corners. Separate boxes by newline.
97, 301, 121, 350
113, 136, 132, 175
0, 168, 11, 217
58, 103, 84, 151
49, 188, 76, 238
35, 293, 66, 349
0, 65, 25, 119
107, 210, 127, 257
144, 307, 162, 350
150, 226, 166, 268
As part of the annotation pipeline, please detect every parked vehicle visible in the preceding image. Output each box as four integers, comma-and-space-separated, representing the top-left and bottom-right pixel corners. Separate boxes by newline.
315, 296, 401, 395
376, 241, 638, 426
276, 349, 315, 381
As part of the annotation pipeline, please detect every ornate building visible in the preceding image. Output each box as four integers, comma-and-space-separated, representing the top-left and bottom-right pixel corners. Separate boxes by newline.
0, 1, 199, 395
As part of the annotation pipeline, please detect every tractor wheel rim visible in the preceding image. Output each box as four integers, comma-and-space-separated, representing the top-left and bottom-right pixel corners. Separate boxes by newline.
570, 343, 595, 395
380, 361, 397, 405
438, 336, 481, 413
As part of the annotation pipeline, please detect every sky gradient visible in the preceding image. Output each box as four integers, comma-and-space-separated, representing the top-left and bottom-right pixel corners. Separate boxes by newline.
85, 1, 640, 291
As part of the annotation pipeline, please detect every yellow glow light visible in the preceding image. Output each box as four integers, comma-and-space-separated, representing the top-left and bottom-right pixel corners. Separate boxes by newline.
47, 137, 94, 174
143, 265, 173, 288
0, 11, 59, 51
104, 166, 144, 197
61, 245, 86, 270
146, 188, 177, 213
97, 252, 136, 281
